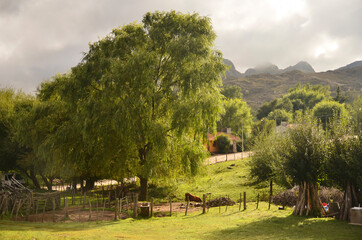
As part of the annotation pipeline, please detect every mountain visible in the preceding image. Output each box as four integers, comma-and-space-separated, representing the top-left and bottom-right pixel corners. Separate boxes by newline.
283, 61, 315, 73
337, 60, 362, 70
223, 59, 244, 80
245, 63, 280, 76
223, 60, 362, 110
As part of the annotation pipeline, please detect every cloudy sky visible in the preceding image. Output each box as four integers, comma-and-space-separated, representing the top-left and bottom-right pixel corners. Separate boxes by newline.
1, 0, 361, 93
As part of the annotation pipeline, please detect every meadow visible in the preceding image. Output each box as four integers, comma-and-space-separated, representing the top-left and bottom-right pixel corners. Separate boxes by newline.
1, 158, 361, 239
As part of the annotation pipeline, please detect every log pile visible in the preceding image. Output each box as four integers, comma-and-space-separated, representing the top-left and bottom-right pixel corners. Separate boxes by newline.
272, 186, 344, 208
207, 197, 235, 207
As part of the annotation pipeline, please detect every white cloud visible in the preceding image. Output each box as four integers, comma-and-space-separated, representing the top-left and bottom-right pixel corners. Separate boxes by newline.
0, 0, 361, 92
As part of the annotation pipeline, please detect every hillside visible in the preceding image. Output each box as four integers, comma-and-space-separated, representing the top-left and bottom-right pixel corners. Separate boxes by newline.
223, 62, 362, 110
337, 60, 362, 70
223, 59, 244, 80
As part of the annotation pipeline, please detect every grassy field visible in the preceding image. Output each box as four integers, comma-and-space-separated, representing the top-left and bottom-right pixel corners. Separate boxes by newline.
153, 157, 283, 202
1, 158, 361, 239
1, 202, 361, 240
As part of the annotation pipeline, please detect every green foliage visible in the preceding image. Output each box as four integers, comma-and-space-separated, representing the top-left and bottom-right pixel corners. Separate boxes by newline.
0, 89, 45, 188
245, 119, 276, 150
221, 85, 243, 99
249, 129, 290, 188
218, 98, 253, 136
282, 118, 329, 185
251, 116, 330, 186
312, 100, 349, 128
257, 99, 279, 120
0, 89, 19, 171
350, 95, 362, 134
257, 84, 330, 120
267, 109, 292, 125
215, 134, 232, 154
327, 118, 362, 189
35, 11, 226, 195
333, 86, 348, 104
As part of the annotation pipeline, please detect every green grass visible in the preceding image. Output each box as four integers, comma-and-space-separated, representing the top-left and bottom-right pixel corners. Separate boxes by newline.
1, 203, 361, 240
159, 157, 283, 202
1, 158, 361, 239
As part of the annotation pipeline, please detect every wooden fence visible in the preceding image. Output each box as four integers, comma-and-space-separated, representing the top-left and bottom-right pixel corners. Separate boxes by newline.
1, 186, 270, 222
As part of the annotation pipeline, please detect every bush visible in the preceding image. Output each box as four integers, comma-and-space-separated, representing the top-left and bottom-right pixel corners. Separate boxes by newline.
216, 134, 232, 154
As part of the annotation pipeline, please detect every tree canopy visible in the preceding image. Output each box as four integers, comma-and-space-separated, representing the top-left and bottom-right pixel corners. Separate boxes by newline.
35, 11, 226, 200
312, 100, 349, 128
250, 116, 330, 216
257, 84, 330, 120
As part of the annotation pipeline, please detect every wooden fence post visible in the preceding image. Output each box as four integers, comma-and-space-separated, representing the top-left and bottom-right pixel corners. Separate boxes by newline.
88, 200, 92, 221
35, 200, 39, 222
239, 193, 242, 211
114, 198, 118, 220
10, 199, 17, 220
42, 199, 47, 222
0, 196, 4, 211
63, 193, 66, 208
243, 192, 246, 210
1, 196, 8, 219
169, 197, 173, 216
150, 198, 154, 217
133, 194, 138, 218
126, 196, 129, 215
185, 195, 189, 216
102, 199, 105, 220
256, 193, 259, 209
102, 186, 104, 204
52, 198, 56, 222
72, 190, 75, 206
15, 199, 23, 221
25, 198, 31, 221
83, 191, 87, 209
225, 195, 229, 212
208, 193, 211, 212
58, 194, 61, 210
268, 180, 273, 210
108, 191, 111, 208
202, 194, 206, 214
219, 195, 221, 213
65, 197, 69, 219
96, 197, 99, 221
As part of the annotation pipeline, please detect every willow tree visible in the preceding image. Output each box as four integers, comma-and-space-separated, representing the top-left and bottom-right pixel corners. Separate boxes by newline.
327, 119, 361, 221
284, 118, 329, 216
312, 100, 349, 129
44, 11, 225, 200
250, 116, 329, 216
0, 89, 45, 189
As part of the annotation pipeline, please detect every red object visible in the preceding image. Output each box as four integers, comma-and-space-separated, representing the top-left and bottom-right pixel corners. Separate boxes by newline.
185, 193, 202, 202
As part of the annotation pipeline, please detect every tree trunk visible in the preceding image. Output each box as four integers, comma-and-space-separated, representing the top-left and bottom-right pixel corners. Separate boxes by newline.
72, 178, 78, 190
40, 175, 53, 191
339, 182, 359, 221
139, 177, 148, 201
85, 178, 96, 190
29, 169, 41, 190
293, 182, 324, 217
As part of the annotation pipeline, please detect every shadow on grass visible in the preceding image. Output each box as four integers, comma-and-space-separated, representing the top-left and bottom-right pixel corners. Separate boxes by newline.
204, 215, 362, 240
0, 220, 120, 232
